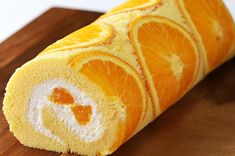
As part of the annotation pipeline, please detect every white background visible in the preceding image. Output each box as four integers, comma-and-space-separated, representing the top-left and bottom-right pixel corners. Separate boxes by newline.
0, 0, 234, 43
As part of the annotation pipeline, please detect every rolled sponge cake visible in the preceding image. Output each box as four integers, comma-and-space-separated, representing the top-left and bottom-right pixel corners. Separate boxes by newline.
3, 0, 235, 155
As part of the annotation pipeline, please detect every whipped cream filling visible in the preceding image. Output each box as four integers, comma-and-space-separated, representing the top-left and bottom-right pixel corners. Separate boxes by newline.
28, 79, 104, 144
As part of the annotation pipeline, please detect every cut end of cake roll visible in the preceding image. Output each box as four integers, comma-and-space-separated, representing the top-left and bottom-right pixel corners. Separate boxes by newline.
3, 51, 150, 155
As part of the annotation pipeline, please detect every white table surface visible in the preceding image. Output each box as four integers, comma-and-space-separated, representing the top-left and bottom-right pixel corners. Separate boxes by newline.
0, 0, 234, 43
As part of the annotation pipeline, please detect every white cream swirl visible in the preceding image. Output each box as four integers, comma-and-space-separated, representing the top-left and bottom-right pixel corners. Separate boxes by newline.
28, 79, 104, 144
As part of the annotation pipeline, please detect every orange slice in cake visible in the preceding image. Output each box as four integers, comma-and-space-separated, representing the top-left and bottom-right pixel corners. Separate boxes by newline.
111, 0, 161, 12
129, 16, 199, 112
71, 52, 147, 149
103, 0, 161, 17
177, 0, 235, 71
40, 23, 114, 54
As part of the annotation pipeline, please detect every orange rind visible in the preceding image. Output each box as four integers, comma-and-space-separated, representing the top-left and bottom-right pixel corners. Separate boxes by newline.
100, 0, 161, 18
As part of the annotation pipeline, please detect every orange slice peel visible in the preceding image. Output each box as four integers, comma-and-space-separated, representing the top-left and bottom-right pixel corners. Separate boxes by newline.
100, 0, 161, 18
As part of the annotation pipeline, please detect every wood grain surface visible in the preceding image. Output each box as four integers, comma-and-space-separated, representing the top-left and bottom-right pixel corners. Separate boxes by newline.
0, 8, 235, 156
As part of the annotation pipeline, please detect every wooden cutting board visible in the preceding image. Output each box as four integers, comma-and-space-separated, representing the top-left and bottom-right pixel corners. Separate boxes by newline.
0, 8, 235, 156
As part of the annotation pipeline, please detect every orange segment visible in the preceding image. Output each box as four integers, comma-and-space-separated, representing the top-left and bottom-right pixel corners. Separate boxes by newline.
40, 23, 113, 55
71, 105, 92, 125
71, 52, 147, 145
178, 0, 235, 70
49, 87, 92, 125
110, 0, 161, 13
49, 87, 74, 105
130, 16, 198, 112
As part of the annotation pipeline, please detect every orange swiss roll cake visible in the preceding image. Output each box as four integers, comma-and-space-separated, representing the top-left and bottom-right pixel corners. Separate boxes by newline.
3, 0, 235, 155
